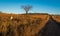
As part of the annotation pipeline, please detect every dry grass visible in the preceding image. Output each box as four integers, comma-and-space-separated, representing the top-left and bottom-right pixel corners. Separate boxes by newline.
0, 13, 60, 36
52, 15, 60, 22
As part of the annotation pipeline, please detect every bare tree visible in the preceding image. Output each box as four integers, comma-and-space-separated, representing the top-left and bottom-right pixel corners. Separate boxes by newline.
21, 5, 32, 14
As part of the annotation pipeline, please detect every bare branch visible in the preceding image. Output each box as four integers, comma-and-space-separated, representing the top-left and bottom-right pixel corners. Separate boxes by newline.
21, 5, 32, 14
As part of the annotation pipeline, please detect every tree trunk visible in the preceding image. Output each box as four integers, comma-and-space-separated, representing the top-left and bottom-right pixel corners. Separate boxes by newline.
26, 11, 28, 14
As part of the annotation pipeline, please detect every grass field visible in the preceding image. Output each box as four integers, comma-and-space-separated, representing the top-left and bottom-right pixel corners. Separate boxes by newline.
0, 13, 60, 36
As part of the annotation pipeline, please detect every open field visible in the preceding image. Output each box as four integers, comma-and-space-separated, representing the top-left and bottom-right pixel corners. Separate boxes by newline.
0, 13, 60, 36
52, 15, 60, 22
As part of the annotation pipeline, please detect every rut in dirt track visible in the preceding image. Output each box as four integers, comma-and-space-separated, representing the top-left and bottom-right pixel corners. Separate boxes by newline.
38, 15, 60, 36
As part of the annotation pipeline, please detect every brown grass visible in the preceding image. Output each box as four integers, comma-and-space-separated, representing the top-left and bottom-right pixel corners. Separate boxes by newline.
52, 15, 60, 22
0, 13, 60, 36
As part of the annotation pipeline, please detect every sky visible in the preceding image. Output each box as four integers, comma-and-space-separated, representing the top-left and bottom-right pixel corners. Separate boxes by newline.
0, 0, 60, 14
